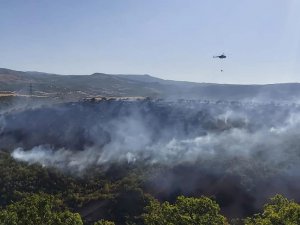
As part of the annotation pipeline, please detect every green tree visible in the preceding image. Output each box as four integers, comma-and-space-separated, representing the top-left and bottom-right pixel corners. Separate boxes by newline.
93, 219, 115, 225
0, 193, 83, 225
244, 194, 300, 225
143, 195, 228, 225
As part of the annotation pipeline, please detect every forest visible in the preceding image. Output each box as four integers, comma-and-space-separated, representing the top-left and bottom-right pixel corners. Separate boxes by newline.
0, 151, 299, 225
1, 99, 300, 224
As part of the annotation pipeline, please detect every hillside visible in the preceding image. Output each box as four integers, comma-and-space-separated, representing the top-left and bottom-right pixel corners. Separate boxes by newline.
1, 68, 300, 102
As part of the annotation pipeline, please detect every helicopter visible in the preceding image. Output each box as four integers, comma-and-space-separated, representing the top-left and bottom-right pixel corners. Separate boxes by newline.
213, 53, 227, 59
213, 53, 227, 72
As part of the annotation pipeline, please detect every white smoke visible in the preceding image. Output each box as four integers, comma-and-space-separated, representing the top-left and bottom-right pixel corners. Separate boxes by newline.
11, 107, 300, 180
7, 100, 300, 216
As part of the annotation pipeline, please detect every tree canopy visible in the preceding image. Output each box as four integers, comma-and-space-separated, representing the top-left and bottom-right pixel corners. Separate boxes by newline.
93, 219, 115, 225
0, 193, 83, 225
244, 195, 300, 225
143, 195, 228, 225
0, 152, 300, 225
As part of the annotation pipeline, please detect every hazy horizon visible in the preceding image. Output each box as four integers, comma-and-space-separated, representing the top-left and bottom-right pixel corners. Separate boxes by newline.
3, 66, 300, 86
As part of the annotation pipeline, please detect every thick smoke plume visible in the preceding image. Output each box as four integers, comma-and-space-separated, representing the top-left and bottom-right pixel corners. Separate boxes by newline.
1, 99, 300, 217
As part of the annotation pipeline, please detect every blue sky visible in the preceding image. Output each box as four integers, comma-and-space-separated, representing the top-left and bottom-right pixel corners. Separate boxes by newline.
0, 0, 300, 84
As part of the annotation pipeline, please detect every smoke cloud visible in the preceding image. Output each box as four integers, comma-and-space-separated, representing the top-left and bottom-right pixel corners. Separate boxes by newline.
1, 99, 300, 217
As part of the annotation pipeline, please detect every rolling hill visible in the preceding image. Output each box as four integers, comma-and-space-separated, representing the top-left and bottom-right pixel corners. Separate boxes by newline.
1, 68, 300, 102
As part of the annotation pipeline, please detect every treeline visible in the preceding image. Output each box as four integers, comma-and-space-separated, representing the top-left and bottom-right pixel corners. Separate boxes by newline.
1, 192, 299, 225
0, 152, 299, 225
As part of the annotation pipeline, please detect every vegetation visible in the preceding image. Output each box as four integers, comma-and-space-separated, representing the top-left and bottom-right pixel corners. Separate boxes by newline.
0, 151, 299, 224
0, 193, 83, 225
93, 220, 115, 225
244, 195, 300, 225
143, 196, 228, 225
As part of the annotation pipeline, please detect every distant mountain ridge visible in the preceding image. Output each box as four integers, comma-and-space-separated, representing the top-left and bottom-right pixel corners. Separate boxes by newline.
1, 67, 300, 102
